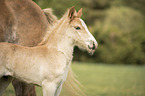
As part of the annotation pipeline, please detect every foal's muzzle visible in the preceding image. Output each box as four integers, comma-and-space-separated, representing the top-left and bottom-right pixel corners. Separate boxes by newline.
88, 41, 98, 55
88, 42, 96, 50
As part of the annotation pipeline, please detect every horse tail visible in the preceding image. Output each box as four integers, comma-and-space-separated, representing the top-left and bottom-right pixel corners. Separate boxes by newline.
62, 67, 86, 96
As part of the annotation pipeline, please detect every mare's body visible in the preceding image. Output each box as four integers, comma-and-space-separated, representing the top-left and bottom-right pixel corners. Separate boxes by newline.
0, 0, 49, 95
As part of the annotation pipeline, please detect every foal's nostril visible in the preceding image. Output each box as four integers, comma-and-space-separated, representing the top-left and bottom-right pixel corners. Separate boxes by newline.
92, 42, 96, 50
88, 42, 96, 50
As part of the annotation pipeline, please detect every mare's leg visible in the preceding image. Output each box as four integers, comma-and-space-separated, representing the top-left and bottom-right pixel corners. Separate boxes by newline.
12, 79, 36, 96
42, 80, 57, 96
0, 63, 12, 96
0, 76, 13, 96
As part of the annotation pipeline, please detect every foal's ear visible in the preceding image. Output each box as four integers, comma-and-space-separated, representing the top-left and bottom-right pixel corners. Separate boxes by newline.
68, 6, 76, 21
77, 8, 82, 18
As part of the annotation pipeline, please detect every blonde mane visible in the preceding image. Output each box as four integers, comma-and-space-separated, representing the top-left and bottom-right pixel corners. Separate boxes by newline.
38, 10, 69, 46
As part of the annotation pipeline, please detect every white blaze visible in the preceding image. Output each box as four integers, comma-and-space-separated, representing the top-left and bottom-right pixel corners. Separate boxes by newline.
80, 19, 98, 46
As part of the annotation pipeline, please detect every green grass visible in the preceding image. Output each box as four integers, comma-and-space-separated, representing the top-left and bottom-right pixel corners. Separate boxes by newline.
3, 62, 145, 96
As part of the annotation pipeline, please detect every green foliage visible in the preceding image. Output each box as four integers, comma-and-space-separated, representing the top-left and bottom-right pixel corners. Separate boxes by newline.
112, 0, 145, 15
82, 0, 112, 9
3, 63, 145, 96
33, 0, 82, 18
92, 7, 145, 64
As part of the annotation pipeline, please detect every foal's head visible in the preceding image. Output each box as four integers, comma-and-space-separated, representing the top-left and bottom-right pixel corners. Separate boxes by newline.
66, 7, 98, 54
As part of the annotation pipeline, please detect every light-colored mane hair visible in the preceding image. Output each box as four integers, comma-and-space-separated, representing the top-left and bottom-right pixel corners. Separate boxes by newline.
43, 8, 58, 27
41, 8, 85, 96
39, 11, 69, 46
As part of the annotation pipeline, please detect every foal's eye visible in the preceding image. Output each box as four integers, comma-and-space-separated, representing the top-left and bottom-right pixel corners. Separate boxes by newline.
75, 27, 81, 30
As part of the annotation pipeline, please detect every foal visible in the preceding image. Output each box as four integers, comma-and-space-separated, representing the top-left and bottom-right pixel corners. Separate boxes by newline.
0, 7, 97, 96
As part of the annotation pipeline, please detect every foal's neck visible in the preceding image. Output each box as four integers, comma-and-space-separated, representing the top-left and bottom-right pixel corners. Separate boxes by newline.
41, 17, 74, 58
57, 34, 74, 59
40, 16, 69, 46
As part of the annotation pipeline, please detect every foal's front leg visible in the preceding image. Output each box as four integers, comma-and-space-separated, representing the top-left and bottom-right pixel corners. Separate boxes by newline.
42, 80, 57, 96
54, 82, 63, 96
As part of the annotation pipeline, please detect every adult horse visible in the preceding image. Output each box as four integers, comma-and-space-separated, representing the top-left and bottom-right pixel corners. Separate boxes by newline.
0, 7, 98, 96
0, 0, 50, 96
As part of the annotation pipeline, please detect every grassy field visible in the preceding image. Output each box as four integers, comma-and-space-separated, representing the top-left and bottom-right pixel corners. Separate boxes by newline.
3, 62, 145, 96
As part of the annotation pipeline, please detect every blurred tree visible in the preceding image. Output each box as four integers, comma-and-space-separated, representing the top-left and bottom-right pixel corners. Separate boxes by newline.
82, 0, 112, 9
112, 0, 145, 15
33, 0, 81, 18
91, 7, 145, 64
